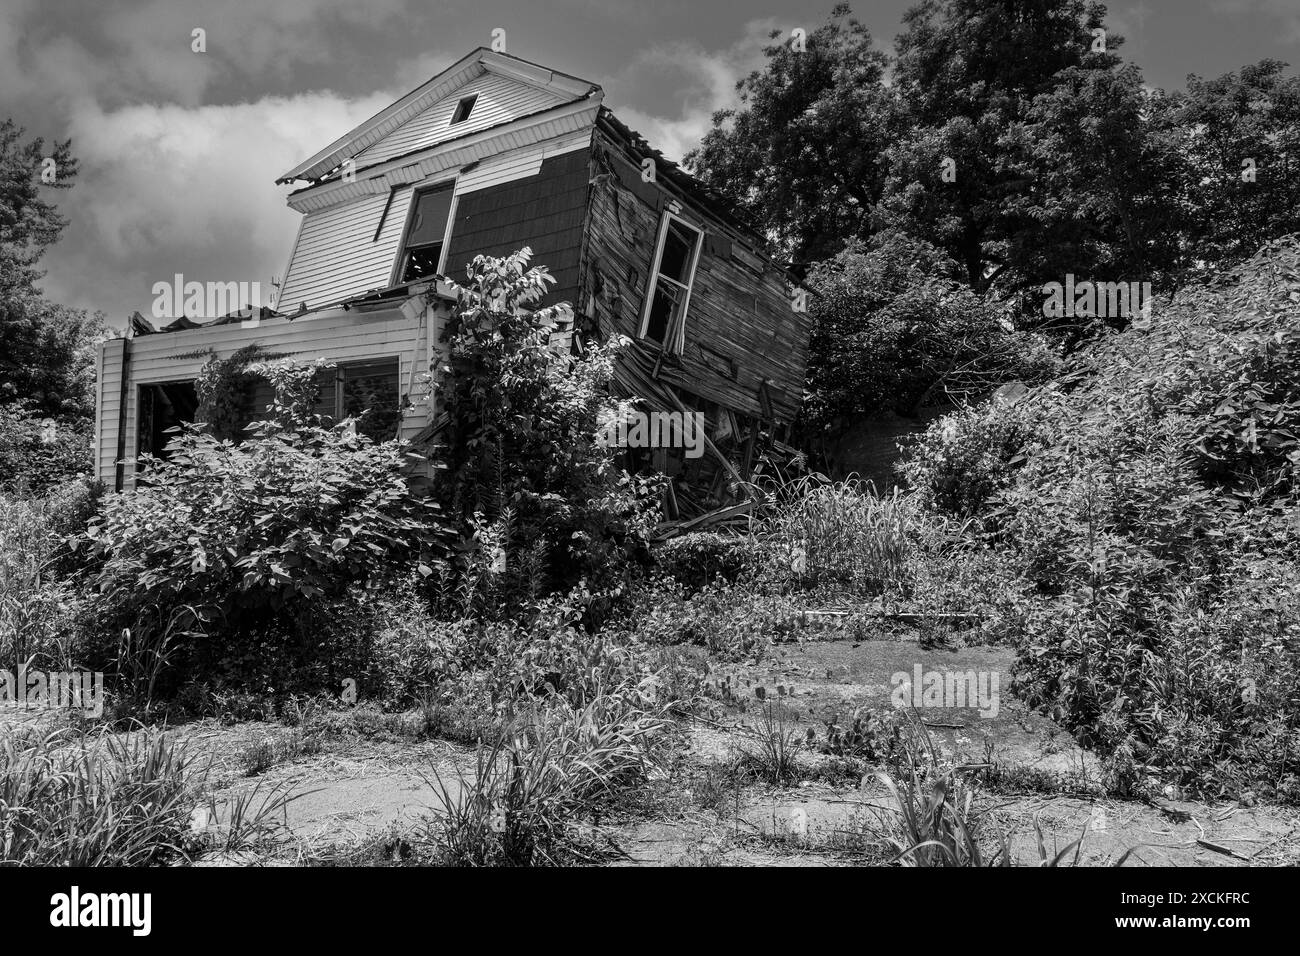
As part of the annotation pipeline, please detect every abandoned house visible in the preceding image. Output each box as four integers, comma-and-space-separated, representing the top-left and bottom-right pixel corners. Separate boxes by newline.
93, 48, 811, 518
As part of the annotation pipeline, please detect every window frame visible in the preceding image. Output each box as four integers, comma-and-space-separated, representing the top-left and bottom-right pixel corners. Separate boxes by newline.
390, 177, 458, 286
638, 210, 704, 350
317, 357, 403, 440
449, 94, 478, 126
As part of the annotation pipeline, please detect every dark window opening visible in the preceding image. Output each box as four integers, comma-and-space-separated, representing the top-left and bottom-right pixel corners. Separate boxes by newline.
641, 217, 701, 350
233, 358, 402, 443
399, 183, 454, 283
137, 381, 199, 462
316, 359, 403, 442
450, 95, 477, 125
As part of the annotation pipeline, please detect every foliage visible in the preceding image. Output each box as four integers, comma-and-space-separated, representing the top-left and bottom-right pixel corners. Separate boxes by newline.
684, 4, 893, 265
927, 236, 1300, 796
653, 532, 759, 590
426, 689, 670, 866
874, 714, 1005, 867
735, 702, 806, 784
0, 723, 289, 865
0, 118, 98, 422
0, 302, 104, 423
0, 403, 94, 496
84, 365, 447, 694
616, 578, 795, 662
899, 396, 1048, 520
1162, 60, 1300, 270
432, 247, 661, 606
0, 483, 100, 672
803, 233, 1058, 427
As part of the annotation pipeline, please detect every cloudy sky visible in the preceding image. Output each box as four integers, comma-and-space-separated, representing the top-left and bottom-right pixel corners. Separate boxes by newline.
4, 0, 1299, 328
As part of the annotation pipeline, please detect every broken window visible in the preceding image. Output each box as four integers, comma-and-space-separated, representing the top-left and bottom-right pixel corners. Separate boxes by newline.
449, 94, 477, 125
137, 381, 199, 462
640, 213, 702, 353
316, 358, 403, 442
237, 358, 402, 442
398, 182, 454, 283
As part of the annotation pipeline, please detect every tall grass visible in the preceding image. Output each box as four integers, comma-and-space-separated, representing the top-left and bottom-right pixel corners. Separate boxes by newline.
873, 714, 1003, 867
758, 475, 925, 596
426, 688, 670, 865
0, 724, 289, 865
0, 495, 76, 671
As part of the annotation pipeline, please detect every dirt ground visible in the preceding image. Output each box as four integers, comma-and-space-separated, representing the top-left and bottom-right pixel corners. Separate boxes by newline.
7, 633, 1300, 866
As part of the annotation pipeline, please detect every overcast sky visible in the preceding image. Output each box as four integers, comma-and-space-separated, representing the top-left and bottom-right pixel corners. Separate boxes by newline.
4, 0, 1299, 327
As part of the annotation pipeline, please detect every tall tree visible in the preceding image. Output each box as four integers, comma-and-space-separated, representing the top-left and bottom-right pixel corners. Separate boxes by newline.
1163, 60, 1300, 269
0, 118, 101, 421
881, 0, 1124, 290
684, 4, 895, 266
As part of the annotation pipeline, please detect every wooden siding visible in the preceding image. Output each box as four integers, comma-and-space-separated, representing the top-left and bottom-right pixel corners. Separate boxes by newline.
278, 130, 592, 312
579, 131, 809, 423
443, 146, 591, 302
356, 72, 569, 168
94, 338, 128, 486
277, 188, 418, 311
94, 301, 451, 488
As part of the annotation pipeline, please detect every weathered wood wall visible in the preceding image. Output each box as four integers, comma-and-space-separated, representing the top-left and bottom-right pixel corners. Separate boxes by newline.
443, 145, 592, 303
578, 129, 810, 424
93, 298, 450, 489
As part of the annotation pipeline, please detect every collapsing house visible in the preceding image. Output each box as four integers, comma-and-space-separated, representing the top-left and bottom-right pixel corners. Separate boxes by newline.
94, 49, 811, 518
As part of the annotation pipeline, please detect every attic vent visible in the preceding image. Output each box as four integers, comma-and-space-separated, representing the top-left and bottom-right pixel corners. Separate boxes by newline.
449, 95, 477, 126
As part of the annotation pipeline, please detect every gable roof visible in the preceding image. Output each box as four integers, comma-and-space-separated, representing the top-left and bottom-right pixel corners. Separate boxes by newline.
277, 49, 599, 185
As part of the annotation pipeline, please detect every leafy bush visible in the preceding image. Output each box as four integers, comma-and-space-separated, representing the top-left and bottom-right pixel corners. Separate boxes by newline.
653, 532, 760, 590
0, 403, 93, 496
898, 396, 1047, 520
431, 248, 661, 608
803, 232, 1057, 430
616, 578, 796, 662
84, 364, 447, 695
947, 236, 1300, 797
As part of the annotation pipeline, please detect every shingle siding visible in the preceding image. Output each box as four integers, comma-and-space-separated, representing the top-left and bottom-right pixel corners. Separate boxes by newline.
443, 148, 591, 303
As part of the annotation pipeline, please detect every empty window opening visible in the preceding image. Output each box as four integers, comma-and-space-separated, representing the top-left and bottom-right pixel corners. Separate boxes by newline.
398, 183, 454, 283
137, 381, 199, 462
234, 358, 402, 443
640, 214, 703, 352
450, 95, 477, 126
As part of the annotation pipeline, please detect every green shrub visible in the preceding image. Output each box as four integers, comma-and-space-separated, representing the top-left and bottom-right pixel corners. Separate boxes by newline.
431, 248, 661, 609
617, 578, 795, 662
898, 397, 1047, 520
803, 232, 1057, 430
0, 403, 93, 496
653, 532, 759, 589
84, 366, 448, 696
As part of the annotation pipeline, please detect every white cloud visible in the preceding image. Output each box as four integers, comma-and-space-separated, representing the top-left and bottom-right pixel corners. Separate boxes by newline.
39, 91, 392, 322
602, 19, 782, 163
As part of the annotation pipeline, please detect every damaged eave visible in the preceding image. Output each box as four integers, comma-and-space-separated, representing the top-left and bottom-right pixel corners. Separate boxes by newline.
277, 48, 602, 187
279, 95, 603, 214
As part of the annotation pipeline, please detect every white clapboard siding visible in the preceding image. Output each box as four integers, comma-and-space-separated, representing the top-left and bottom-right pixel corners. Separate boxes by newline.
277, 127, 593, 313
357, 72, 569, 167
95, 338, 127, 484
277, 188, 416, 311
96, 300, 451, 489
454, 127, 591, 195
